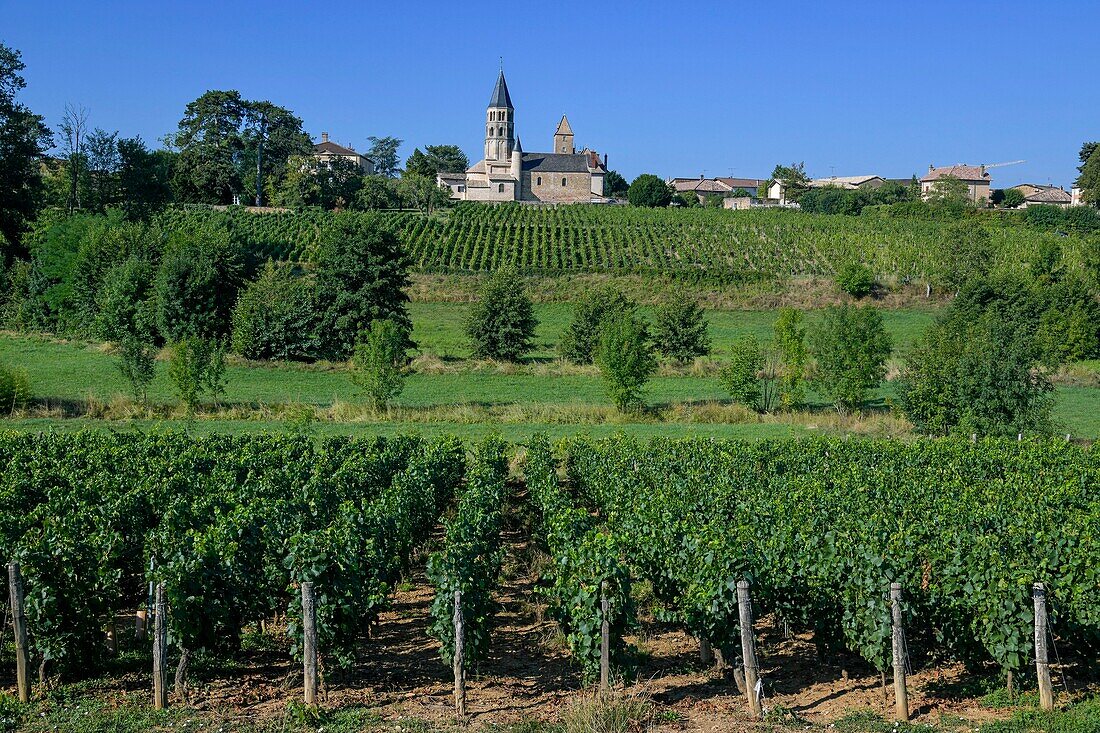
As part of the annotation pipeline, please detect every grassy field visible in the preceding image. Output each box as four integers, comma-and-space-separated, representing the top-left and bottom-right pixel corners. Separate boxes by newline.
409, 302, 939, 360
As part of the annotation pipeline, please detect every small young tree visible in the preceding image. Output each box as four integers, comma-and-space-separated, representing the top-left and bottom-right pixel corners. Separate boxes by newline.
595, 314, 657, 413
0, 361, 31, 414
167, 336, 226, 413
117, 335, 157, 403
835, 261, 875, 299
350, 319, 408, 411
465, 268, 537, 361
719, 334, 778, 412
1001, 188, 1026, 209
810, 304, 892, 412
774, 308, 807, 409
559, 286, 637, 364
654, 290, 710, 363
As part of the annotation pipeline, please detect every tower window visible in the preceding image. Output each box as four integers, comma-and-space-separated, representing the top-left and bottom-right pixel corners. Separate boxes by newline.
498, 183, 505, 193
537, 176, 542, 186
561, 177, 567, 187
498, 127, 503, 136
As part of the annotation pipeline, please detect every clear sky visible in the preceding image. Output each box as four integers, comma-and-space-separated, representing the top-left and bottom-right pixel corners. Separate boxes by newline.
3, 1, 1097, 187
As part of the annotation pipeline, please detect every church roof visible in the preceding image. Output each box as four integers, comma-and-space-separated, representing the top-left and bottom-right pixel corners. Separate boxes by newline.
488, 71, 513, 109
554, 115, 573, 135
521, 152, 592, 173
514, 136, 522, 153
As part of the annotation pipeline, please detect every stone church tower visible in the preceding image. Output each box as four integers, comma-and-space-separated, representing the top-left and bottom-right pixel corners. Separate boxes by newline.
553, 115, 575, 154
484, 71, 514, 162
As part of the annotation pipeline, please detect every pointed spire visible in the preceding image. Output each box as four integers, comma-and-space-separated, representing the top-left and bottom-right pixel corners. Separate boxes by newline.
488, 70, 513, 109
514, 136, 522, 153
554, 115, 573, 135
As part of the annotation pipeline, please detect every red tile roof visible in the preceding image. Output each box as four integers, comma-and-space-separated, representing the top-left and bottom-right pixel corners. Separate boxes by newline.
921, 165, 990, 183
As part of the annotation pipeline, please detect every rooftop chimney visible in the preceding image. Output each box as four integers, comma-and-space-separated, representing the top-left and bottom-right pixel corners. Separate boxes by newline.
603, 153, 607, 168
929, 164, 935, 172
322, 132, 329, 143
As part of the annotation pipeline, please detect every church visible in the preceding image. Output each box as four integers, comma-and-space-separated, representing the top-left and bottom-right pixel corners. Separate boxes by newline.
438, 71, 610, 203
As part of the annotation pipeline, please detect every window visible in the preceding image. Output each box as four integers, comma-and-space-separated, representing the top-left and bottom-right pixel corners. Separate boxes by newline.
536, 176, 542, 186
458, 185, 465, 192
498, 127, 503, 136
561, 177, 567, 187
498, 183, 504, 193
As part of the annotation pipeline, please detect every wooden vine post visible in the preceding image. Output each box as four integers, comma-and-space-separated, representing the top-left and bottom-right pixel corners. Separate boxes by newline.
737, 580, 762, 719
1033, 583, 1054, 711
600, 580, 610, 693
453, 589, 466, 718
699, 637, 713, 666
890, 583, 909, 721
8, 562, 30, 703
302, 581, 318, 706
152, 582, 167, 709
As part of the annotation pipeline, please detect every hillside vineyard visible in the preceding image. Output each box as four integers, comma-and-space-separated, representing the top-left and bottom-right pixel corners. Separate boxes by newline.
157, 204, 1093, 284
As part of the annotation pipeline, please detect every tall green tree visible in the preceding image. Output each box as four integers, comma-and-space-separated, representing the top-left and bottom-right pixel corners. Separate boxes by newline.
769, 162, 810, 202
367, 136, 403, 177
404, 145, 469, 178
627, 174, 673, 207
350, 318, 409, 410
396, 173, 453, 214
465, 268, 537, 361
810, 304, 892, 412
0, 43, 52, 256
171, 90, 309, 204
313, 215, 412, 360
603, 170, 629, 197
116, 137, 175, 218
1077, 141, 1100, 207
596, 313, 657, 412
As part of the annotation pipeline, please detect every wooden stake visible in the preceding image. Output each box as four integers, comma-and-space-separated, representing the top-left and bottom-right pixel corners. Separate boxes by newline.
153, 582, 167, 710
1033, 583, 1054, 711
453, 589, 466, 718
737, 580, 762, 719
302, 581, 318, 706
600, 581, 610, 693
700, 637, 713, 666
8, 563, 30, 703
890, 583, 909, 722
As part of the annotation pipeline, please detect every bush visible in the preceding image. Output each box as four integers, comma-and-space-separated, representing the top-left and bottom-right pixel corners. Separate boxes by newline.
117, 335, 157, 403
561, 692, 652, 733
95, 256, 156, 342
774, 308, 807, 409
810, 304, 892, 412
653, 290, 710, 363
350, 319, 408, 411
167, 336, 226, 413
835, 261, 875, 298
559, 286, 637, 364
231, 261, 320, 360
155, 228, 242, 341
0, 362, 30, 413
314, 214, 412, 360
464, 268, 537, 361
627, 174, 673, 208
1001, 188, 1026, 208
595, 314, 657, 412
899, 311, 1054, 437
719, 334, 777, 412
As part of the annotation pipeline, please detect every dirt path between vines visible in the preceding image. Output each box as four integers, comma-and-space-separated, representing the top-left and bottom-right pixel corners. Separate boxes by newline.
181, 516, 1052, 732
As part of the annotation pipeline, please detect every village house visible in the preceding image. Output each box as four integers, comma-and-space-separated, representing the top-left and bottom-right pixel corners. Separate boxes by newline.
439, 71, 609, 203
1071, 186, 1084, 206
312, 133, 375, 174
1010, 184, 1074, 208
807, 175, 885, 190
920, 164, 991, 204
668, 176, 768, 203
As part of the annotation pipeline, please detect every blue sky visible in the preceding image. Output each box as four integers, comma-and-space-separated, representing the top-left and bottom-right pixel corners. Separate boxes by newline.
3, 1, 1097, 187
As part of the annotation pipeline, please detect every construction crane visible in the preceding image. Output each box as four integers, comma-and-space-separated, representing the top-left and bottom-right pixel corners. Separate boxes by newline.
981, 160, 1025, 170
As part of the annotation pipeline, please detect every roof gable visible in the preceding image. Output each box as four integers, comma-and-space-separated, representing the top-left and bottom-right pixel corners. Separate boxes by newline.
554, 115, 574, 135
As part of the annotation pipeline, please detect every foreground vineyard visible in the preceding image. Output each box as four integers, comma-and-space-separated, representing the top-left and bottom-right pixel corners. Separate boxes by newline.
2, 430, 1099, 726
158, 204, 1091, 284
556, 436, 1100, 677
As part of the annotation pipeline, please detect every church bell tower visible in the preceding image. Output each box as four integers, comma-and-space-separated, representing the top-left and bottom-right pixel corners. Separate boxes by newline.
485, 70, 515, 162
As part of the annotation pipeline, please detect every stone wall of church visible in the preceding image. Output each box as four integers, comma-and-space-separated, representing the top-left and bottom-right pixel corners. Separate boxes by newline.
522, 172, 594, 202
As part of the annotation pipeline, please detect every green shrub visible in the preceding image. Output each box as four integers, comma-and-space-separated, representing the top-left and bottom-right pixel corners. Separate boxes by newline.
653, 289, 710, 363
314, 214, 412, 360
626, 174, 673, 208
0, 362, 30, 413
900, 310, 1055, 437
719, 334, 776, 412
95, 256, 156, 342
231, 261, 320, 360
350, 319, 408, 411
464, 268, 537, 361
155, 228, 242, 341
167, 336, 226, 413
117, 335, 157, 403
810, 304, 892, 412
774, 307, 807, 409
835, 261, 875, 298
595, 314, 657, 412
559, 286, 637, 364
